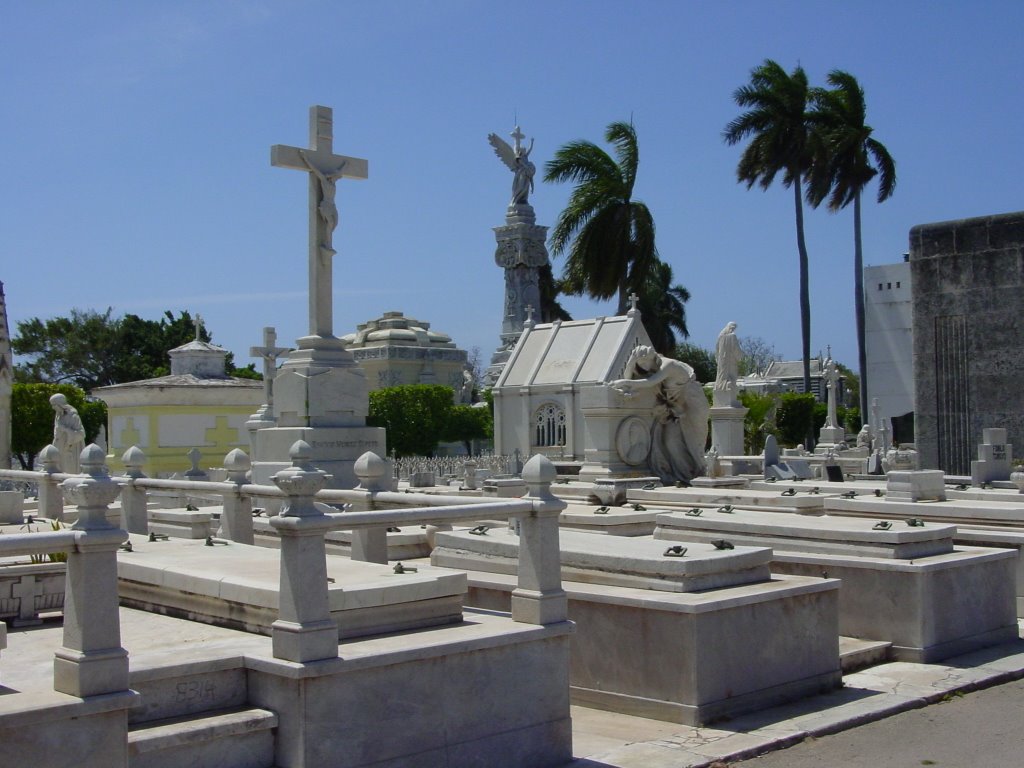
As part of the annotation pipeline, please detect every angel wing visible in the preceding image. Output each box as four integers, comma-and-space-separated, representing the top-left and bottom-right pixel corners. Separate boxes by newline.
487, 133, 517, 172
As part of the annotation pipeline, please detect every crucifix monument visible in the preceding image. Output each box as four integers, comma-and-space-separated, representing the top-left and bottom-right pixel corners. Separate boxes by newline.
250, 105, 385, 489
245, 326, 292, 457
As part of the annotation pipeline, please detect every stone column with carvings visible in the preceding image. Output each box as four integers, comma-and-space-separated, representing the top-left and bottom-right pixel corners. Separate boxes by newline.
483, 161, 551, 386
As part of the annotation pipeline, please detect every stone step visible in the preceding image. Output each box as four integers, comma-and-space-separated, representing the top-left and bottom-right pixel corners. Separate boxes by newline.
128, 706, 277, 768
840, 636, 892, 673
129, 664, 249, 725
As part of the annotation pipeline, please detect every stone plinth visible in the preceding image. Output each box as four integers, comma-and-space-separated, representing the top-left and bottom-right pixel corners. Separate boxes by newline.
251, 336, 386, 490
558, 502, 659, 537
432, 528, 839, 725
591, 477, 661, 506
654, 506, 1017, 661
972, 427, 1013, 485
887, 469, 947, 501
709, 405, 747, 458
578, 384, 657, 482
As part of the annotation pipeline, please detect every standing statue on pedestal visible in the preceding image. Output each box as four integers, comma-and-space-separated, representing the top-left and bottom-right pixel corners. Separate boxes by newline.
823, 355, 840, 429
488, 126, 536, 206
713, 321, 742, 406
611, 346, 710, 484
50, 393, 86, 473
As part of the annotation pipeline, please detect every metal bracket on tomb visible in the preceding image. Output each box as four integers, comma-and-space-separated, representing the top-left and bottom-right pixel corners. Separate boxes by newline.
765, 477, 777, 483
393, 562, 418, 574
781, 488, 797, 497
205, 536, 229, 546
663, 545, 687, 558
631, 503, 647, 511
807, 487, 820, 495
841, 491, 857, 499
642, 482, 658, 490
685, 508, 703, 517
252, 508, 266, 517
119, 541, 133, 553
906, 518, 925, 527
148, 532, 170, 542
386, 526, 401, 533
981, 482, 991, 489
595, 506, 610, 515
872, 521, 892, 530
874, 489, 885, 497
718, 505, 734, 514
711, 540, 734, 550
955, 483, 969, 490
468, 525, 490, 535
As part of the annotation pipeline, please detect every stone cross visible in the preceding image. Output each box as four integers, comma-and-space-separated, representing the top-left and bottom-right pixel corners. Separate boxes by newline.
627, 293, 639, 313
524, 304, 535, 324
250, 326, 291, 407
271, 105, 368, 338
511, 124, 525, 154
193, 313, 204, 341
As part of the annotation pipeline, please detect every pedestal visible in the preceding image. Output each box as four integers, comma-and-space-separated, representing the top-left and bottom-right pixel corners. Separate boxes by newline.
816, 425, 846, 451
709, 405, 747, 458
578, 385, 655, 483
252, 335, 386, 489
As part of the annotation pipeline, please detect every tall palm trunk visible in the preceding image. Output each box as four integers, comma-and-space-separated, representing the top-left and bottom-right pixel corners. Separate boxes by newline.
853, 191, 868, 423
794, 180, 814, 446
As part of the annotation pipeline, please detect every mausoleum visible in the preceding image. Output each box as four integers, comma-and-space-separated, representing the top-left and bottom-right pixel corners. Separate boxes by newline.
93, 336, 262, 476
492, 306, 655, 466
340, 310, 468, 393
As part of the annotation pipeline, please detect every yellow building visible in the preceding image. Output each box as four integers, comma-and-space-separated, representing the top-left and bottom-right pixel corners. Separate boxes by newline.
93, 339, 262, 477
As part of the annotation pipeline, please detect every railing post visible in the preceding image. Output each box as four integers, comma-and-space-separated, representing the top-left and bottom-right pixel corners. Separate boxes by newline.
53, 444, 129, 697
37, 444, 64, 521
219, 448, 254, 544
511, 454, 568, 625
269, 441, 338, 662
351, 451, 388, 563
121, 445, 149, 535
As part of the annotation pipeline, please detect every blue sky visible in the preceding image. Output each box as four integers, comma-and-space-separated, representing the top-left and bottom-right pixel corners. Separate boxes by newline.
3, 1, 1022, 377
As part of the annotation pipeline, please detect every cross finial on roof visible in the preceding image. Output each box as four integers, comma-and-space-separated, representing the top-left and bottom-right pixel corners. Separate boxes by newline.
524, 304, 535, 324
194, 314, 204, 341
627, 293, 639, 314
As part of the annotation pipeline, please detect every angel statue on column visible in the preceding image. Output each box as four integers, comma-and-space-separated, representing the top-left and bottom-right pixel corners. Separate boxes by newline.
488, 126, 535, 206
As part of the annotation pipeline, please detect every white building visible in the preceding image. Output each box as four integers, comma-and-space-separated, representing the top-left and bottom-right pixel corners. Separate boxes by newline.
864, 259, 914, 439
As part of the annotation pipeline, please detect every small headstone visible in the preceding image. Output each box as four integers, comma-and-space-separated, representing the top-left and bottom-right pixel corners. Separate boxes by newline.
825, 465, 845, 482
971, 427, 1012, 486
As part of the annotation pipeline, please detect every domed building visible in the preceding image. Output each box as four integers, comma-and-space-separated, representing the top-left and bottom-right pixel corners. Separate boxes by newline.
341, 311, 469, 396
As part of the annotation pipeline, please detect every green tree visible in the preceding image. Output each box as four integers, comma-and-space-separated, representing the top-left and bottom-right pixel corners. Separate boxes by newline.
739, 390, 779, 454
637, 260, 691, 355
674, 342, 716, 385
441, 405, 493, 454
13, 308, 257, 388
367, 385, 456, 458
544, 121, 659, 314
725, 60, 816, 398
11, 383, 106, 469
807, 70, 896, 419
775, 392, 817, 447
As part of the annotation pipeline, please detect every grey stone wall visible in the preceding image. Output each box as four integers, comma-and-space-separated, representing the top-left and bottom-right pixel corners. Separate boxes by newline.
910, 211, 1024, 474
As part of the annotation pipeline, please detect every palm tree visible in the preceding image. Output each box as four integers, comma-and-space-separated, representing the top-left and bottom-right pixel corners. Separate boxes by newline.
807, 70, 896, 421
723, 59, 815, 397
637, 259, 691, 355
544, 121, 658, 315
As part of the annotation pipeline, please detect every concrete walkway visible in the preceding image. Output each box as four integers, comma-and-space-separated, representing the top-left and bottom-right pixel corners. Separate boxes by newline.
567, 625, 1024, 767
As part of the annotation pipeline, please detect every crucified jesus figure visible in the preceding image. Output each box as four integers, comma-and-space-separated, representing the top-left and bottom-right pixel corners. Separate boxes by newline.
299, 149, 348, 262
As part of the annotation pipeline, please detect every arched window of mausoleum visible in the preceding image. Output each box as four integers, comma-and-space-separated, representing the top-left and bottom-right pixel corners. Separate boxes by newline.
533, 403, 567, 448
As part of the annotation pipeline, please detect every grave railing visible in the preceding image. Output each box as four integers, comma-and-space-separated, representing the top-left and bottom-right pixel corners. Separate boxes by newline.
0, 441, 567, 667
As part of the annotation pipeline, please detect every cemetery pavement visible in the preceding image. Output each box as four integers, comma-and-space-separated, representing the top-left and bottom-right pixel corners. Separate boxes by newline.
568, 623, 1024, 767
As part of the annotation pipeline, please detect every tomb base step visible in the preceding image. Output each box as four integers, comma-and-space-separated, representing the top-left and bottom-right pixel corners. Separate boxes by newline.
128, 706, 277, 768
839, 636, 892, 673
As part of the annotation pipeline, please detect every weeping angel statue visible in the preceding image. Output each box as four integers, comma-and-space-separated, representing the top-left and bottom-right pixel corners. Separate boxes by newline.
488, 126, 535, 206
